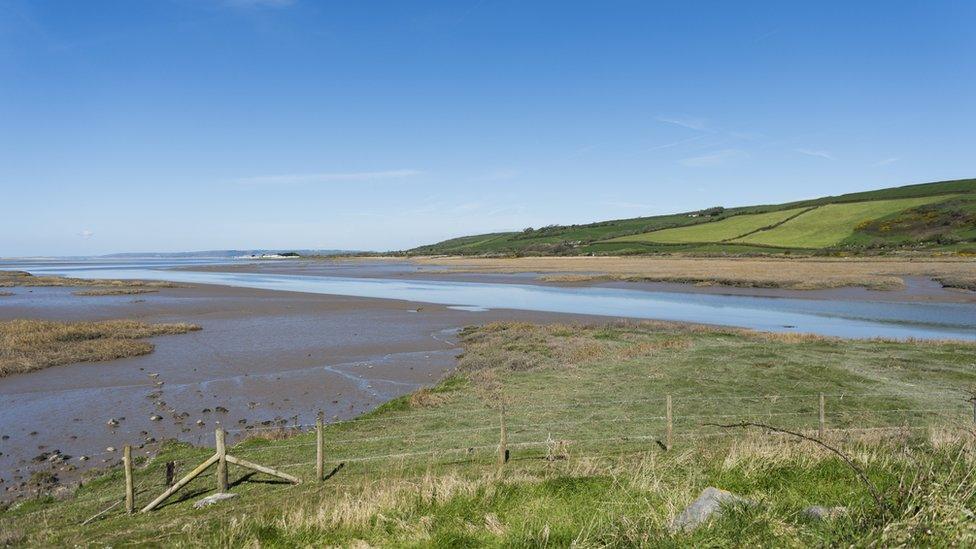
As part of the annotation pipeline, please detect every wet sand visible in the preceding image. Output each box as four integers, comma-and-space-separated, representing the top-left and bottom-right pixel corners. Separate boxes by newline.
0, 283, 598, 497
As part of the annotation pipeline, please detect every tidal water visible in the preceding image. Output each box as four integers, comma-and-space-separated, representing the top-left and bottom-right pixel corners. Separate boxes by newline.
4, 259, 975, 341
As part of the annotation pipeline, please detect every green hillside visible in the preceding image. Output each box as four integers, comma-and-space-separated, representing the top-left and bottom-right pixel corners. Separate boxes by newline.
409, 178, 976, 255
607, 207, 809, 244
732, 196, 958, 248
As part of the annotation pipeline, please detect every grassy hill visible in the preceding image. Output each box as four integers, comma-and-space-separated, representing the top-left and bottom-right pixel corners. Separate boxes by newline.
3, 321, 974, 546
409, 178, 976, 256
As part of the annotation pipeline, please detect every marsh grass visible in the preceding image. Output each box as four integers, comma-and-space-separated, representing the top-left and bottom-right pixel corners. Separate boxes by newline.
72, 288, 159, 296
0, 319, 201, 377
2, 321, 974, 546
0, 270, 182, 291
412, 256, 976, 292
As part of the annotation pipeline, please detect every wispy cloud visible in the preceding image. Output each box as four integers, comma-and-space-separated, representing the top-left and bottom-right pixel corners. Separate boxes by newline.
236, 169, 423, 185
656, 115, 710, 132
78, 230, 94, 239
795, 148, 834, 160
679, 149, 746, 167
873, 157, 899, 166
645, 134, 707, 152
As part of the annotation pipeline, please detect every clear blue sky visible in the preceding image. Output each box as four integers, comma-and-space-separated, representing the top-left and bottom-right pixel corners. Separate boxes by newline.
1, 0, 974, 256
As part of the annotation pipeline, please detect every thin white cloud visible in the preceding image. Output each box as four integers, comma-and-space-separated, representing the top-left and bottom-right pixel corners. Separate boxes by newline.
656, 115, 710, 132
236, 169, 423, 185
645, 134, 707, 152
795, 148, 834, 160
79, 230, 94, 239
679, 149, 746, 167
873, 157, 899, 166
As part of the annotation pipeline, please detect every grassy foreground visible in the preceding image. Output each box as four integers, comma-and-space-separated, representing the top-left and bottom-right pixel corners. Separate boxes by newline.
0, 319, 200, 377
2, 321, 975, 546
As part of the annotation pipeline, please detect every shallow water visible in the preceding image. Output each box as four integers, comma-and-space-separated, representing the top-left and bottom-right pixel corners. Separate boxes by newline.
5, 259, 975, 341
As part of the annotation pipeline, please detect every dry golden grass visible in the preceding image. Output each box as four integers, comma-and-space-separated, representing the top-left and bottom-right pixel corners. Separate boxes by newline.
402, 256, 976, 292
72, 288, 159, 296
0, 271, 182, 290
0, 319, 201, 377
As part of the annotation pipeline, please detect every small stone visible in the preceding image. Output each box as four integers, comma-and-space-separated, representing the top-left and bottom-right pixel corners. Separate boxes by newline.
215, 406, 229, 414
78, 456, 89, 462
670, 487, 753, 533
196, 420, 205, 426
193, 492, 238, 509
106, 419, 119, 427
106, 447, 116, 453
150, 415, 163, 421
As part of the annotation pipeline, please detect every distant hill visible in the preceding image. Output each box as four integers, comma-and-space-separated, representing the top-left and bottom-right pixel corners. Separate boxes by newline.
101, 249, 357, 259
409, 178, 976, 256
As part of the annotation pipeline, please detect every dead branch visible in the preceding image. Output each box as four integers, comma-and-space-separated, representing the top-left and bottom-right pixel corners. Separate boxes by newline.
703, 421, 886, 510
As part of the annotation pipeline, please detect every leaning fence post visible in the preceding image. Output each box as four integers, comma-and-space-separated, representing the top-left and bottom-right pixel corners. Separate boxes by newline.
123, 445, 134, 514
316, 411, 325, 481
819, 393, 826, 438
665, 394, 673, 450
498, 405, 509, 465
216, 425, 228, 493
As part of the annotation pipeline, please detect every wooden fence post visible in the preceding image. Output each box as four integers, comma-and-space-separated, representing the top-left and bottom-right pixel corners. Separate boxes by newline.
216, 426, 228, 493
498, 405, 508, 465
123, 445, 134, 514
818, 393, 826, 439
665, 394, 673, 451
165, 461, 175, 487
971, 397, 975, 425
316, 411, 324, 481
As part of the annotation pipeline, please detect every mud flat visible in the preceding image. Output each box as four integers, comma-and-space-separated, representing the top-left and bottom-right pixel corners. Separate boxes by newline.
0, 282, 593, 498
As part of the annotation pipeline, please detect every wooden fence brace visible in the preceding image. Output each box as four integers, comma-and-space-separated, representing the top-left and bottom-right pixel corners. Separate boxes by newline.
316, 411, 325, 481
123, 445, 134, 514
141, 454, 219, 512
498, 405, 509, 465
216, 426, 228, 493
665, 394, 673, 451
819, 393, 826, 439
225, 455, 300, 484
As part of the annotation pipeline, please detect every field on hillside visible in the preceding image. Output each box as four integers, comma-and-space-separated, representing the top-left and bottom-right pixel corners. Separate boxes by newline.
607, 207, 808, 244
3, 321, 975, 546
732, 195, 958, 248
407, 178, 976, 255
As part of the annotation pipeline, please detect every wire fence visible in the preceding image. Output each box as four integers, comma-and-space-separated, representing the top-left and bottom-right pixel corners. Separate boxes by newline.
4, 389, 973, 526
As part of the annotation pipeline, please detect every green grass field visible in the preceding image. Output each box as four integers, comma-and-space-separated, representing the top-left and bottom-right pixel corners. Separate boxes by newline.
4, 321, 974, 546
733, 195, 957, 248
406, 178, 976, 255
606, 207, 808, 244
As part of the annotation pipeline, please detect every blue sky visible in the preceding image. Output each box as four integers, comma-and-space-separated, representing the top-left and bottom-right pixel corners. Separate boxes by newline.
1, 0, 974, 256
